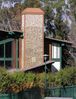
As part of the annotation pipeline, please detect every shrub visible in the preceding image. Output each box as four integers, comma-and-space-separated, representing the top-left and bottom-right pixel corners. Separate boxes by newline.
9, 72, 36, 93
0, 67, 12, 93
9, 71, 26, 93
0, 67, 76, 93
47, 73, 56, 87
25, 72, 36, 88
35, 73, 45, 88
55, 67, 76, 87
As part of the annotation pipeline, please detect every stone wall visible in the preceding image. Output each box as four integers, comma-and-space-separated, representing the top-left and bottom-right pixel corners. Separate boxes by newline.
24, 14, 44, 68
21, 8, 44, 69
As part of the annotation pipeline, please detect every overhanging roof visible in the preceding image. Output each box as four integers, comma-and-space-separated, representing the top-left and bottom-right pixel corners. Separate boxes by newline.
23, 61, 54, 72
45, 37, 72, 45
8, 61, 54, 72
0, 30, 23, 39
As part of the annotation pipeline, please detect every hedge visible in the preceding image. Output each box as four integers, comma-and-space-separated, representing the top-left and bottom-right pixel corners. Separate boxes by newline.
0, 67, 76, 93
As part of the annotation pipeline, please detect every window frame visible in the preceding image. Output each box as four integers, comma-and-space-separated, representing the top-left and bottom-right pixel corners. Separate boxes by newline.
0, 39, 19, 69
52, 43, 61, 59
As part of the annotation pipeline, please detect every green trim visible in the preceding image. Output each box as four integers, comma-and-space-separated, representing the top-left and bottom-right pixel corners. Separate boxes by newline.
52, 58, 60, 61
0, 39, 14, 68
0, 39, 13, 44
0, 58, 13, 61
0, 39, 19, 68
60, 46, 62, 69
52, 45, 62, 70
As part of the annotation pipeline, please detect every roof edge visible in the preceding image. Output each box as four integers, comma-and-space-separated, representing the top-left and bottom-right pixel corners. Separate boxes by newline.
22, 8, 44, 15
45, 37, 72, 45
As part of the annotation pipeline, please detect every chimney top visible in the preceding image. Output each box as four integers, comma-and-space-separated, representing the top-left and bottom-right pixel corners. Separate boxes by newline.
22, 8, 44, 15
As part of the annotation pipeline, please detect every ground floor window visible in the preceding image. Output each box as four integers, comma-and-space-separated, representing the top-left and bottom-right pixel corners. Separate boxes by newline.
0, 39, 19, 69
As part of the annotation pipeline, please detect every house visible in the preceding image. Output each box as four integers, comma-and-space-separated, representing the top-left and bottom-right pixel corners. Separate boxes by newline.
0, 8, 72, 72
0, 30, 23, 69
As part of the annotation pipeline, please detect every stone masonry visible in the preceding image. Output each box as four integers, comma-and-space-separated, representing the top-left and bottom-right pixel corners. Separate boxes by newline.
21, 8, 44, 69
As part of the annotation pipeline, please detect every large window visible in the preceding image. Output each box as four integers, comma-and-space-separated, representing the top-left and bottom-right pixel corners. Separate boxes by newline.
0, 44, 4, 58
5, 42, 12, 58
0, 39, 19, 69
52, 43, 60, 59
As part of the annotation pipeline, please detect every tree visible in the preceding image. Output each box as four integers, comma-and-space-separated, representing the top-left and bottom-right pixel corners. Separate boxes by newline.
23, 0, 40, 8
44, 0, 72, 39
0, 3, 23, 31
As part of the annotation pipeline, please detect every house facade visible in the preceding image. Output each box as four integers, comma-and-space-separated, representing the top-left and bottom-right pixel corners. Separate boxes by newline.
0, 8, 72, 72
0, 31, 22, 69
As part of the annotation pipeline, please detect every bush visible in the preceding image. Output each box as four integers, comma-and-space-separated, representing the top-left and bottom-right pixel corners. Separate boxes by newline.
0, 67, 12, 93
47, 73, 56, 87
9, 71, 26, 93
0, 69, 36, 93
55, 67, 76, 87
35, 73, 45, 88
24, 72, 36, 88
0, 67, 76, 93
35, 67, 76, 88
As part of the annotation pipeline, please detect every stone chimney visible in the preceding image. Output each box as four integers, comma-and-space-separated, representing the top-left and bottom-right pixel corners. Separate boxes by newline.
19, 8, 44, 69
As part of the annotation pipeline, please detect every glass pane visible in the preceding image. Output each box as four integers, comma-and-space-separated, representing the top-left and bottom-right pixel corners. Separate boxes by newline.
0, 44, 4, 58
5, 42, 12, 58
54, 46, 57, 58
52, 45, 57, 58
52, 43, 60, 59
57, 47, 60, 58
0, 61, 4, 67
5, 61, 12, 69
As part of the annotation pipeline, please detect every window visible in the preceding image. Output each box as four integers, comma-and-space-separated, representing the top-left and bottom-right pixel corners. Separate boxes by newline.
52, 43, 60, 59
0, 44, 4, 58
0, 61, 4, 67
5, 61, 12, 69
0, 39, 19, 69
5, 42, 12, 58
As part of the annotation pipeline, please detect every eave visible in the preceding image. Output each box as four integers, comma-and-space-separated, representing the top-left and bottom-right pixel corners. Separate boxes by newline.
22, 61, 54, 73
45, 37, 72, 45
0, 30, 23, 40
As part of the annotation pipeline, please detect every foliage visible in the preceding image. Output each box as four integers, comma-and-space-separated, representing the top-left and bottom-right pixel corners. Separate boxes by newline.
0, 0, 40, 31
8, 72, 36, 93
43, 0, 76, 41
25, 72, 36, 88
0, 67, 76, 93
0, 67, 12, 93
36, 67, 76, 88
47, 73, 56, 87
0, 3, 23, 31
9, 71, 26, 93
35, 73, 46, 88
55, 67, 76, 87
62, 46, 75, 67
23, 0, 40, 8
0, 69, 35, 93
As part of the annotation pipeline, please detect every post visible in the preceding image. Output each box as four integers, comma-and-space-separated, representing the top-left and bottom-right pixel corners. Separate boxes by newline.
44, 54, 48, 96
16, 39, 18, 68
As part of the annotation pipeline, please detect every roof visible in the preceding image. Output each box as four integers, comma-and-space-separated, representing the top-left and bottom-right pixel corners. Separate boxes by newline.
45, 37, 72, 45
0, 30, 23, 39
22, 8, 44, 15
8, 61, 54, 73
24, 61, 54, 72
